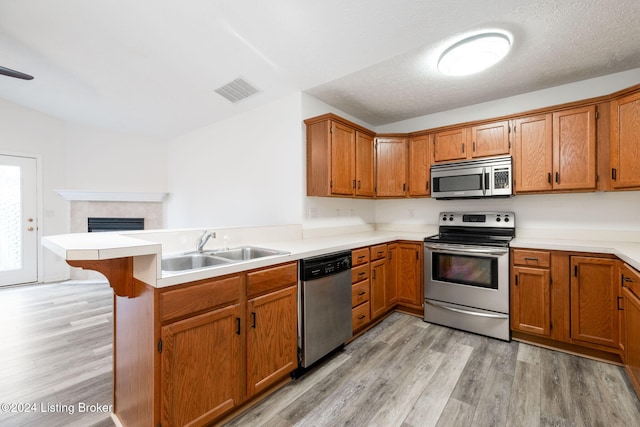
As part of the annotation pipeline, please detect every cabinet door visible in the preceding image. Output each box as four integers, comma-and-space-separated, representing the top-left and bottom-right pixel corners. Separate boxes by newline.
386, 244, 398, 307
376, 137, 407, 197
434, 127, 468, 162
355, 132, 375, 197
611, 91, 640, 189
397, 243, 422, 307
513, 114, 553, 192
570, 257, 619, 348
623, 287, 640, 395
330, 121, 356, 195
370, 258, 387, 319
161, 304, 241, 427
512, 266, 551, 336
247, 285, 297, 397
552, 106, 597, 191
408, 135, 432, 196
471, 120, 510, 158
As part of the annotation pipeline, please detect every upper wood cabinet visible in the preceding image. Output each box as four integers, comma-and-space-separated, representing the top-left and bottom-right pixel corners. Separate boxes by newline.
611, 91, 640, 189
553, 106, 597, 191
513, 114, 553, 192
471, 120, 511, 158
433, 120, 510, 163
408, 134, 432, 196
375, 136, 407, 197
305, 114, 375, 198
433, 127, 469, 162
514, 106, 597, 193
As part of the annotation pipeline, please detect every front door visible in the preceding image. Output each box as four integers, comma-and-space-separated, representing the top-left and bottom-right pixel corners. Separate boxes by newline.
0, 154, 38, 286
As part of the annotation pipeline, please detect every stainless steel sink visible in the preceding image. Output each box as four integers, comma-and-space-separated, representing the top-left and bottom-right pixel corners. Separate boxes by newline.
161, 246, 289, 272
209, 246, 290, 261
161, 253, 231, 272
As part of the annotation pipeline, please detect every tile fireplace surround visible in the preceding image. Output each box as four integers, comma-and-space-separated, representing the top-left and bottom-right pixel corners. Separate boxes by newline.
57, 191, 166, 279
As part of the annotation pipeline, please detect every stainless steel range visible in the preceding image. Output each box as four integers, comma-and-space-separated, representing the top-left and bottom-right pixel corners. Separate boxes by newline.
424, 211, 515, 341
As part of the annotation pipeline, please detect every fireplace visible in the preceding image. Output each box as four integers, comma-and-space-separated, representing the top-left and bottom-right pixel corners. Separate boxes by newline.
88, 217, 145, 232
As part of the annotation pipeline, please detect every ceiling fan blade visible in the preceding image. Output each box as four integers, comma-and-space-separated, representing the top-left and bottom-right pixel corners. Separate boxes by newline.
0, 65, 34, 80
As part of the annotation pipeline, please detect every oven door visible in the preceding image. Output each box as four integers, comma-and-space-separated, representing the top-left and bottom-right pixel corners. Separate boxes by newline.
424, 243, 509, 314
431, 165, 490, 199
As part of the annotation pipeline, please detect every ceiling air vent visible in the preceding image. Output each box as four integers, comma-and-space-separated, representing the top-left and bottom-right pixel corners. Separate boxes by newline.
214, 78, 260, 103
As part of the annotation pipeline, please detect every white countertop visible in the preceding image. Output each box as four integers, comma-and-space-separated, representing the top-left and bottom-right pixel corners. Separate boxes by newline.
43, 229, 640, 288
511, 237, 640, 271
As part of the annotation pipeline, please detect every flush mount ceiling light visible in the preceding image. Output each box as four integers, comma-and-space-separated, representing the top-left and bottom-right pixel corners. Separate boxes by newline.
437, 32, 511, 76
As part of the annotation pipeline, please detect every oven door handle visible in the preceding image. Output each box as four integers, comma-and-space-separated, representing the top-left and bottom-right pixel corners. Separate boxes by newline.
425, 300, 509, 319
424, 244, 508, 256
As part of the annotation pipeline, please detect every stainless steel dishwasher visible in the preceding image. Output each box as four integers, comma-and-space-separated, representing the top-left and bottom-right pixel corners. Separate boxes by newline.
298, 250, 352, 368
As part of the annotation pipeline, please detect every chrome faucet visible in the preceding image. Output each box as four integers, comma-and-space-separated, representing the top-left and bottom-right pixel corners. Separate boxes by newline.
196, 230, 216, 252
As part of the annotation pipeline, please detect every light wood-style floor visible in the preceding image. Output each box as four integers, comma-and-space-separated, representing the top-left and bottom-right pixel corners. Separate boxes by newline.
2, 281, 639, 427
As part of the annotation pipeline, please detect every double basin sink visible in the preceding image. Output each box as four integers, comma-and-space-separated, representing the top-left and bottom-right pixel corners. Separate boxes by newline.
162, 246, 290, 272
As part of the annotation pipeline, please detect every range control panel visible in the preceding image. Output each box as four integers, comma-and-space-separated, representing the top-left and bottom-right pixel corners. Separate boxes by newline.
438, 211, 515, 228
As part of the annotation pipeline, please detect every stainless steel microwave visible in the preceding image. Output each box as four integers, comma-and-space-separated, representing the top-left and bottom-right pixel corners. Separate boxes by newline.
430, 155, 513, 199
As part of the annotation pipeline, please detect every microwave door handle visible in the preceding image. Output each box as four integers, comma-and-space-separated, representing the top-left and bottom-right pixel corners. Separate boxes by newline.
481, 167, 486, 196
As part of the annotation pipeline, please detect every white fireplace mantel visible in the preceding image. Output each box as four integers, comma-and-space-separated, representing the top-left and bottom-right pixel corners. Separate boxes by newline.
55, 190, 168, 203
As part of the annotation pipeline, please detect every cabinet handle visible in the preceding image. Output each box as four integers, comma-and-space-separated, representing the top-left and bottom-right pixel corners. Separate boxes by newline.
403, 183, 406, 191
358, 255, 366, 260
377, 251, 384, 257
352, 179, 356, 189
547, 173, 551, 183
555, 172, 559, 183
515, 275, 519, 286
358, 315, 366, 320
618, 296, 624, 311
236, 318, 241, 335
372, 270, 376, 280
426, 180, 429, 191
612, 168, 617, 180
251, 312, 256, 329
574, 265, 578, 277
462, 143, 465, 153
358, 272, 366, 277
357, 180, 361, 189
473, 141, 476, 152
358, 291, 366, 296
524, 257, 539, 262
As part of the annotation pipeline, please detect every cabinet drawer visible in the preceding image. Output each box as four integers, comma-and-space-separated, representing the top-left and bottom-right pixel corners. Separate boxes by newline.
352, 280, 370, 307
352, 264, 369, 283
160, 275, 241, 323
352, 248, 370, 266
247, 262, 297, 298
513, 249, 550, 268
622, 263, 640, 299
352, 302, 370, 331
370, 244, 387, 261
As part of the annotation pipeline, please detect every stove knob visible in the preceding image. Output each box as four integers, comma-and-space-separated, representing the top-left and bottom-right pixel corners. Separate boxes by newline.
504, 217, 510, 222
496, 217, 501, 222
449, 216, 454, 221
442, 217, 447, 221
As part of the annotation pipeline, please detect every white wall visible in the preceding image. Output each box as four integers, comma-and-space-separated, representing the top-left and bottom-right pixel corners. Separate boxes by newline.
64, 124, 167, 192
165, 93, 304, 229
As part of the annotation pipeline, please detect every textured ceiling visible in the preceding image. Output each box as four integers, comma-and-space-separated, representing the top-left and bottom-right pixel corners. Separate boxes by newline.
1, 0, 640, 138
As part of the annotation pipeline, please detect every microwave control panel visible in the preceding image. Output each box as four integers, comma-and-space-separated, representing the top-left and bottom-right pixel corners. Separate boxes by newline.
494, 167, 511, 189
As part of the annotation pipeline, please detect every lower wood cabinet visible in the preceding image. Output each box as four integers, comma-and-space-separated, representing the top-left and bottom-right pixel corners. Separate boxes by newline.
370, 255, 387, 320
511, 249, 623, 360
570, 257, 620, 348
623, 286, 640, 396
247, 285, 297, 397
396, 243, 423, 308
161, 304, 242, 427
157, 261, 298, 426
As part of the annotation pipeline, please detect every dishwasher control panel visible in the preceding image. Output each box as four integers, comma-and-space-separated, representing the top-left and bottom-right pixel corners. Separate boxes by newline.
300, 251, 352, 280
